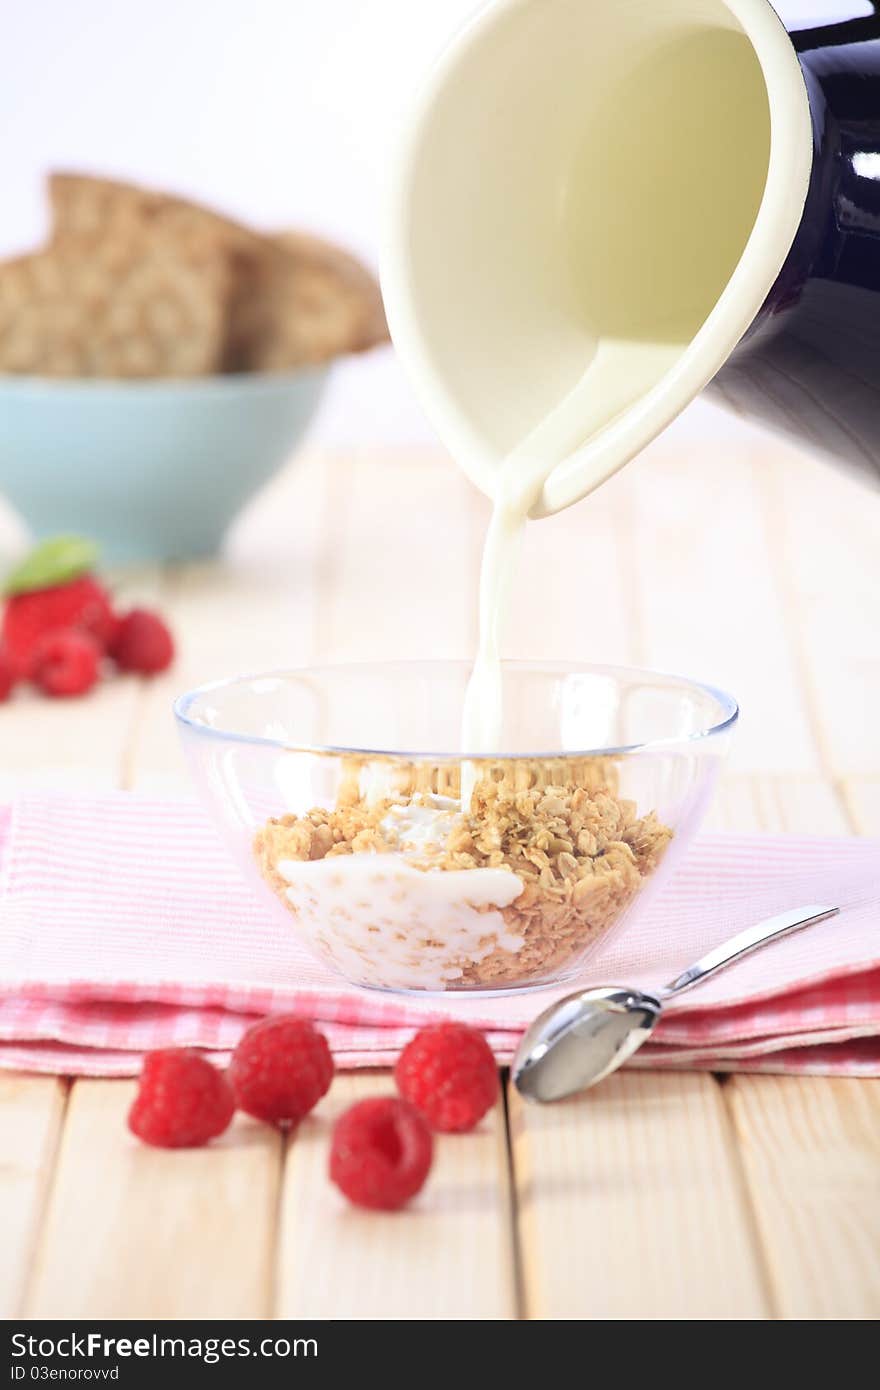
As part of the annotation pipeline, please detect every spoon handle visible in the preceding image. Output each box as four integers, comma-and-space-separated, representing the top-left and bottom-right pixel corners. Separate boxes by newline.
659, 904, 839, 998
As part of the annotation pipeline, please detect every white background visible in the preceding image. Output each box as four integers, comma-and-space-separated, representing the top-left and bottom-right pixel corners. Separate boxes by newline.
0, 0, 863, 450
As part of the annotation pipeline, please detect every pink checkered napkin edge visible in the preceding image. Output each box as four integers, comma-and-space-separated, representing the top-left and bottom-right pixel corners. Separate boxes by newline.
0, 792, 878, 1076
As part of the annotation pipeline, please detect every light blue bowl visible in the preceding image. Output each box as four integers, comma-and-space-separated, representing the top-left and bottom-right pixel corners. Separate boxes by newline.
0, 367, 328, 562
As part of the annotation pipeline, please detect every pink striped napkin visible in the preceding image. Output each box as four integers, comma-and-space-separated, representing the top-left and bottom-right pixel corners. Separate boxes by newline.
1, 793, 878, 1076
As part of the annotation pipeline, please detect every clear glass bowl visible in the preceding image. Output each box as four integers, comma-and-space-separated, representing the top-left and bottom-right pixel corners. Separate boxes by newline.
174, 661, 737, 994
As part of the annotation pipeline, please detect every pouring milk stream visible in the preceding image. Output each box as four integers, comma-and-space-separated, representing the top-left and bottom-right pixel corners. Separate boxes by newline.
381, 0, 815, 801
458, 352, 677, 800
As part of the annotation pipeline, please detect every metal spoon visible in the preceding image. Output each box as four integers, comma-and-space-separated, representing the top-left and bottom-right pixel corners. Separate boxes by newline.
512, 904, 839, 1103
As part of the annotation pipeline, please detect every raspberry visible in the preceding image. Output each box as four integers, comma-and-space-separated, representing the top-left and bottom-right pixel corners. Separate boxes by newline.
32, 629, 101, 698
128, 1049, 235, 1148
1, 575, 116, 675
229, 1015, 334, 1125
0, 647, 16, 701
110, 608, 174, 674
395, 1022, 499, 1133
329, 1096, 433, 1210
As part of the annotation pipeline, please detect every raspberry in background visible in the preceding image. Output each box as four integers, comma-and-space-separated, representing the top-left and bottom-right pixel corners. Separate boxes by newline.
2, 575, 116, 675
229, 1015, 334, 1125
32, 629, 101, 698
0, 647, 16, 701
329, 1096, 433, 1210
128, 1049, 235, 1149
111, 608, 174, 674
395, 1022, 499, 1133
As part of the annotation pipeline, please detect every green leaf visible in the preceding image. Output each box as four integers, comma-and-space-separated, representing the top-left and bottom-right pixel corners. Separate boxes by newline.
4, 536, 100, 596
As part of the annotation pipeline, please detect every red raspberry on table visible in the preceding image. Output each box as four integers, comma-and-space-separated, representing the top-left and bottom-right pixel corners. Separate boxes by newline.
0, 647, 17, 701
229, 1015, 334, 1125
2, 575, 117, 675
128, 1048, 235, 1149
110, 608, 175, 674
31, 629, 101, 698
329, 1096, 433, 1211
395, 1022, 499, 1133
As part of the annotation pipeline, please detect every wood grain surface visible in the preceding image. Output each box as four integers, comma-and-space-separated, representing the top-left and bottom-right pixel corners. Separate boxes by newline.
0, 436, 878, 1319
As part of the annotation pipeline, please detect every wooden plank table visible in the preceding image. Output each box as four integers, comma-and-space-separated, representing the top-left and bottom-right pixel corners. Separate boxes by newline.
1, 434, 879, 1320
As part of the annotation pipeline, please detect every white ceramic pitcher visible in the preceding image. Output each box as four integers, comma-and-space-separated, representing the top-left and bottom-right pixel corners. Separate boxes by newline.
381, 0, 880, 509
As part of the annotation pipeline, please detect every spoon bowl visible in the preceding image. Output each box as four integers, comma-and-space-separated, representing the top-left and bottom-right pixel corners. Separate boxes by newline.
513, 987, 662, 1102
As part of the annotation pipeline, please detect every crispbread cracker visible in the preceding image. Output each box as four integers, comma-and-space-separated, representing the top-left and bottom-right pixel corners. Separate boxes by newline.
0, 172, 389, 378
49, 171, 264, 258
50, 174, 388, 371
0, 238, 230, 378
258, 230, 389, 368
49, 171, 272, 371
212, 228, 389, 371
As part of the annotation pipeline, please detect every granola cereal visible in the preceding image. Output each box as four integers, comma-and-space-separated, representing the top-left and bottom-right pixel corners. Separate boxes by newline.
254, 758, 672, 990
